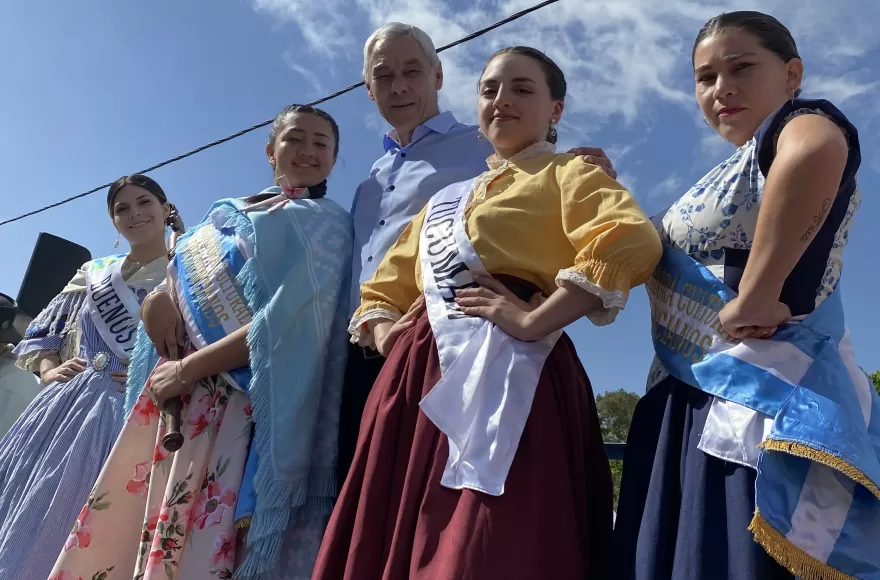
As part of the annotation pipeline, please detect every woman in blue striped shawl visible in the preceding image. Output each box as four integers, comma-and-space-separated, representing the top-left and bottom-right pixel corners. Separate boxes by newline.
0, 174, 181, 580
51, 105, 353, 580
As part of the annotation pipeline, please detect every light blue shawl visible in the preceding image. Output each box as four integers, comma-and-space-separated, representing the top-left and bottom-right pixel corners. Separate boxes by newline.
125, 189, 353, 579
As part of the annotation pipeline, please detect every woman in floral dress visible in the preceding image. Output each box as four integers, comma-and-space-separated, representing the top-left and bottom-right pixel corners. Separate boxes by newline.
50, 105, 353, 580
613, 11, 867, 580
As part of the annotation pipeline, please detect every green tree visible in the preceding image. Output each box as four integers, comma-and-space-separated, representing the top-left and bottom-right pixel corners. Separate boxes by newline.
596, 389, 640, 443
870, 370, 880, 396
596, 389, 640, 509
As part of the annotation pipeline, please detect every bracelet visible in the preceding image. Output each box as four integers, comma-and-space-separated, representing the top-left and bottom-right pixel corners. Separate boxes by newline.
175, 359, 191, 386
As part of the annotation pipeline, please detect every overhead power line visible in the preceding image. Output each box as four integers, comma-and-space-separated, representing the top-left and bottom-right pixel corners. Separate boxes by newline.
0, 0, 560, 227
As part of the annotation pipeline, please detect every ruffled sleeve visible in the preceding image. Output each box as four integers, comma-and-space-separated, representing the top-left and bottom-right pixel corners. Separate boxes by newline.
553, 157, 662, 325
348, 207, 426, 346
12, 288, 86, 372
756, 97, 861, 183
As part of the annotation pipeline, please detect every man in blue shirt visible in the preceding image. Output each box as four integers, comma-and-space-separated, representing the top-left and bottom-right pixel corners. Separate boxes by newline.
337, 22, 618, 485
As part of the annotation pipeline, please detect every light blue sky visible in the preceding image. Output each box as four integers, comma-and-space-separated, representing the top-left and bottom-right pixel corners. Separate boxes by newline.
1, 0, 878, 394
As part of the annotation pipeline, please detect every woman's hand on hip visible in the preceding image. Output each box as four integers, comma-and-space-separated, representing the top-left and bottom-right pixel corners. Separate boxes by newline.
454, 274, 544, 341
373, 296, 426, 357
40, 357, 87, 385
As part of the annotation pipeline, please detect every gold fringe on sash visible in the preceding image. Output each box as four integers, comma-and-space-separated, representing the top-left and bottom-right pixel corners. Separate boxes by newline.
760, 439, 880, 500
749, 509, 854, 580
235, 516, 251, 530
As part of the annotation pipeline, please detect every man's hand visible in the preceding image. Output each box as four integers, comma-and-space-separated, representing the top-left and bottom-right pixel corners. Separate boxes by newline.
567, 147, 617, 179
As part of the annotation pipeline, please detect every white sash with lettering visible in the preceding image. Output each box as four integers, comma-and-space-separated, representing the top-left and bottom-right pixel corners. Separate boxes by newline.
418, 179, 561, 496
86, 260, 143, 359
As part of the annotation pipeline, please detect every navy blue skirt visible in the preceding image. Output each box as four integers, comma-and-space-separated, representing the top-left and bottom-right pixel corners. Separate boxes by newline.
613, 376, 793, 580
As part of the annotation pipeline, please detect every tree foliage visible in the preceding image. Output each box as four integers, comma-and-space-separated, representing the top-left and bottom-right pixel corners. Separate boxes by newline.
596, 389, 640, 509
596, 389, 640, 443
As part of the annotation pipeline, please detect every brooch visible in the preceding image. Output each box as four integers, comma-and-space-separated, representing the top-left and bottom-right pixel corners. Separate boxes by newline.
92, 352, 110, 371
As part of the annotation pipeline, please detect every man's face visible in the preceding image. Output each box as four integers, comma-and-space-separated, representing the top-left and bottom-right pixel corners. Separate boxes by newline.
366, 35, 442, 139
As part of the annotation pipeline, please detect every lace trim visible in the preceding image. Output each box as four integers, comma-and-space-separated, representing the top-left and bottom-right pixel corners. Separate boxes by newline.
347, 308, 401, 346
772, 108, 848, 152
466, 141, 557, 215
16, 349, 55, 373
555, 269, 628, 327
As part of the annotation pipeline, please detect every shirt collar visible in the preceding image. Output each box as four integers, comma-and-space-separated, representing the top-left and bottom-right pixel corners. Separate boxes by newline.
383, 111, 459, 152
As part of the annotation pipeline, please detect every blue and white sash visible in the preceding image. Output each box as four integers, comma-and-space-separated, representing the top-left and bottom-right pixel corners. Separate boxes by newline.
646, 244, 880, 579
417, 178, 560, 496
86, 258, 142, 360
169, 208, 253, 390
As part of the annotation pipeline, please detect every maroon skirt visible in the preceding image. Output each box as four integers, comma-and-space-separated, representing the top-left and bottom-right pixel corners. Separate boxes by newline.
314, 279, 613, 580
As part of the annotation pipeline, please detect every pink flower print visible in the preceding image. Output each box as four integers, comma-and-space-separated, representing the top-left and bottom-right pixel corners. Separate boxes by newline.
146, 509, 169, 532
210, 535, 235, 567
191, 481, 237, 529
130, 393, 159, 426
63, 505, 93, 552
126, 461, 152, 496
146, 549, 167, 575
243, 402, 253, 418
187, 391, 221, 439
49, 571, 83, 580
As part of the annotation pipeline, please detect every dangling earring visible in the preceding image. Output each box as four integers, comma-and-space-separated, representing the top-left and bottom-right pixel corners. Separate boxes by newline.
548, 119, 558, 142
703, 118, 711, 126
113, 232, 120, 249
477, 129, 484, 140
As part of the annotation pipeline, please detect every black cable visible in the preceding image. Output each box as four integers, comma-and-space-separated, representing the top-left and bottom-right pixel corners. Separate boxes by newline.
0, 0, 560, 227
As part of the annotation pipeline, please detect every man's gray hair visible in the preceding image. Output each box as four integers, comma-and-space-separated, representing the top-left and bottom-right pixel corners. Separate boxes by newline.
363, 22, 441, 82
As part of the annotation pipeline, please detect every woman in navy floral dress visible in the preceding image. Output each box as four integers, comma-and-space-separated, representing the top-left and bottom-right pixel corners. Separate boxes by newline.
613, 11, 862, 580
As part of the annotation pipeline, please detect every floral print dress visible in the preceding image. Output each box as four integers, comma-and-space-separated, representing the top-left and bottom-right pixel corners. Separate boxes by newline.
50, 363, 251, 580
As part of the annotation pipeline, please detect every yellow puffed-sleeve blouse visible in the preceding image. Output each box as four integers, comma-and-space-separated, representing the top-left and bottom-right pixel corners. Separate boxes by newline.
349, 152, 662, 343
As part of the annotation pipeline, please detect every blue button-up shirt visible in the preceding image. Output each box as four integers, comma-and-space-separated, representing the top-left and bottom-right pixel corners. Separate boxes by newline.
349, 111, 494, 314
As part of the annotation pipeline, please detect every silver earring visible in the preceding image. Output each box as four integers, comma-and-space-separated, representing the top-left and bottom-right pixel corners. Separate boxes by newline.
703, 118, 711, 126
477, 130, 484, 140
113, 233, 120, 249
548, 120, 558, 142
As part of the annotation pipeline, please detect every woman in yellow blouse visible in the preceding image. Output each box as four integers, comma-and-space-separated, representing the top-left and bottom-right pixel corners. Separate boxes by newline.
313, 46, 662, 580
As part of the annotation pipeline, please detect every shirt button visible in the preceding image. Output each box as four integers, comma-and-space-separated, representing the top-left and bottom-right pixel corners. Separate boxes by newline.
368, 256, 373, 262
379, 220, 386, 225
401, 152, 407, 158
389, 185, 395, 191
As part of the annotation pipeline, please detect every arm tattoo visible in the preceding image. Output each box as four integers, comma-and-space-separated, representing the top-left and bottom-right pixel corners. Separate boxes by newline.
801, 198, 833, 242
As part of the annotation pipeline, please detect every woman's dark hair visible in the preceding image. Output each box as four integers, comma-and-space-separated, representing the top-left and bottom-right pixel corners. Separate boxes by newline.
694, 11, 802, 96
481, 46, 566, 143
257, 104, 340, 201
107, 174, 167, 214
268, 104, 340, 159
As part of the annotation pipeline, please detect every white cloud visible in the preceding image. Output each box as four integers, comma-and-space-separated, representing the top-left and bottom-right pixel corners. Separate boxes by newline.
649, 173, 684, 203
700, 132, 731, 159
282, 51, 327, 96
363, 111, 390, 137
253, 0, 880, 141
803, 76, 878, 104
616, 172, 639, 193
252, 0, 356, 55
